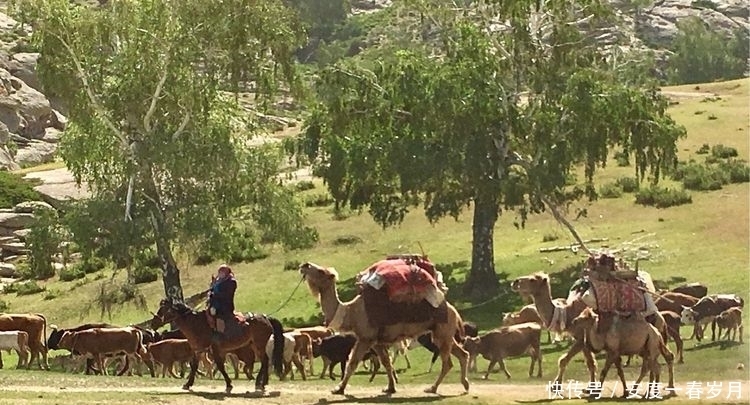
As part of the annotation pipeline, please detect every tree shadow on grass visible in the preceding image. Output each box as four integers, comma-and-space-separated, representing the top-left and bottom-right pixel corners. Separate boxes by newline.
314, 392, 465, 404
685, 340, 743, 351
158, 389, 282, 400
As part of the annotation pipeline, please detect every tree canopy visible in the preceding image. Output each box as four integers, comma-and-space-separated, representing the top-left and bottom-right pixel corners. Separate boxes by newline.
294, 0, 686, 299
14, 0, 317, 301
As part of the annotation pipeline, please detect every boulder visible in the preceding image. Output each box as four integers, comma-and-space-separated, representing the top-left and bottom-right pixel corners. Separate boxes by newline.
13, 200, 54, 214
40, 127, 62, 143
0, 212, 35, 229
6, 53, 40, 92
14, 141, 56, 167
52, 262, 65, 272
2, 255, 22, 263
0, 241, 28, 254
0, 145, 18, 171
11, 228, 30, 241
0, 262, 16, 277
0, 68, 53, 139
0, 236, 15, 244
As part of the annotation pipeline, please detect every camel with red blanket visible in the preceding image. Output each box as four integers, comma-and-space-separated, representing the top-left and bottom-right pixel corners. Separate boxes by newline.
299, 256, 469, 396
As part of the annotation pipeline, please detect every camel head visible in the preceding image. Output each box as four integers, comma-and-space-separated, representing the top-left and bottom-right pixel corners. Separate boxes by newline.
511, 272, 550, 296
299, 262, 339, 299
571, 307, 597, 330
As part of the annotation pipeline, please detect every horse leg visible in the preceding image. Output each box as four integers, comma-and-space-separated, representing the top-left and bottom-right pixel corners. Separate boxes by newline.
182, 354, 200, 391
372, 344, 396, 393
210, 348, 233, 394
332, 341, 372, 395
254, 347, 269, 392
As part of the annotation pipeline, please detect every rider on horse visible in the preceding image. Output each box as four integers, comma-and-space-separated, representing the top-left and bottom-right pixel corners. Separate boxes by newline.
208, 264, 238, 341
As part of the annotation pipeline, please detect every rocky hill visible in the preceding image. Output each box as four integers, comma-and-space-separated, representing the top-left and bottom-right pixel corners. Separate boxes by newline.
0, 0, 747, 171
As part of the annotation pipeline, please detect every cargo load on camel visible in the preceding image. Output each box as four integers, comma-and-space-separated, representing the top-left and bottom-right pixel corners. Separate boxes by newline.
357, 254, 449, 328
568, 253, 658, 316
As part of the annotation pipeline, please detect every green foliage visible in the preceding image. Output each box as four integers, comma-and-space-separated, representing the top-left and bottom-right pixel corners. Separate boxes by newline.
303, 192, 334, 207
0, 299, 8, 311
294, 180, 316, 192
131, 266, 159, 284
9, 280, 45, 296
43, 289, 59, 300
0, 171, 41, 209
677, 161, 727, 190
542, 233, 560, 242
719, 160, 750, 183
14, 0, 312, 300
84, 280, 147, 320
283, 259, 301, 271
667, 17, 749, 84
696, 143, 710, 154
332, 235, 363, 246
635, 186, 692, 208
615, 177, 640, 193
614, 151, 630, 167
58, 266, 85, 282
25, 208, 62, 280
598, 182, 624, 199
711, 144, 738, 158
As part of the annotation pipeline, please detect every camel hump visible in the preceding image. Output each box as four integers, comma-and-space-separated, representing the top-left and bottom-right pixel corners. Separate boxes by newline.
358, 257, 445, 307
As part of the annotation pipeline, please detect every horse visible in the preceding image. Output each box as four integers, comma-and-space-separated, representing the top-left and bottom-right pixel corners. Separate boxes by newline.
150, 298, 284, 393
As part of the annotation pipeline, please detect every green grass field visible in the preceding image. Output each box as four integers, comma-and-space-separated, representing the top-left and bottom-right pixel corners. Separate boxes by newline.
0, 79, 748, 403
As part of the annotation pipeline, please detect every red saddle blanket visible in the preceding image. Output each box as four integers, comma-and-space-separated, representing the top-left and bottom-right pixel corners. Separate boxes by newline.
589, 278, 647, 313
359, 259, 438, 301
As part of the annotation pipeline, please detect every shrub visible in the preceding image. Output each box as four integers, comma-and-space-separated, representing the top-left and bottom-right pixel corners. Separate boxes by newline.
131, 266, 159, 284
678, 162, 728, 190
0, 171, 41, 208
304, 192, 334, 207
44, 289, 59, 300
294, 180, 316, 192
615, 177, 640, 193
80, 256, 108, 274
718, 160, 750, 183
696, 144, 710, 154
283, 260, 301, 271
0, 299, 8, 311
14, 281, 45, 296
635, 186, 692, 208
598, 183, 623, 199
59, 266, 85, 282
711, 144, 738, 159
542, 233, 560, 242
613, 151, 630, 167
332, 235, 363, 246
26, 208, 62, 280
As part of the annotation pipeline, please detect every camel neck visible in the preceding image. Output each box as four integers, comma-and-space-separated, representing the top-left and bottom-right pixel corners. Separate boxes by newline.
531, 284, 555, 328
319, 283, 341, 326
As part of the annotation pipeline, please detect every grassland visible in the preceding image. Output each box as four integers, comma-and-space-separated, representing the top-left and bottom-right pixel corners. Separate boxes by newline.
0, 79, 748, 404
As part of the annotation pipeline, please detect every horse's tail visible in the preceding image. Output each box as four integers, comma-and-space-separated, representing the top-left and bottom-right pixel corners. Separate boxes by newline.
268, 316, 284, 378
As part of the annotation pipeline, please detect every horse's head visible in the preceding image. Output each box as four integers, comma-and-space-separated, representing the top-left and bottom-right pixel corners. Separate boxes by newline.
150, 297, 192, 329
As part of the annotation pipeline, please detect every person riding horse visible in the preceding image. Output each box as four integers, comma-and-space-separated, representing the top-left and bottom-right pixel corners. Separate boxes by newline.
208, 264, 238, 341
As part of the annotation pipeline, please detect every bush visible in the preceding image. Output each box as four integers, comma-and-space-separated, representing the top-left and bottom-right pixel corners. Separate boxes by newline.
613, 151, 630, 167
696, 144, 710, 154
303, 192, 334, 207
131, 266, 159, 284
711, 144, 738, 159
294, 180, 316, 192
132, 247, 161, 269
59, 266, 85, 282
718, 160, 750, 183
0, 299, 8, 311
80, 256, 108, 274
542, 233, 560, 242
615, 177, 640, 193
44, 289, 59, 300
26, 208, 62, 280
676, 162, 727, 190
283, 260, 301, 271
332, 235, 363, 246
635, 186, 692, 208
598, 183, 623, 199
13, 280, 45, 296
0, 171, 41, 209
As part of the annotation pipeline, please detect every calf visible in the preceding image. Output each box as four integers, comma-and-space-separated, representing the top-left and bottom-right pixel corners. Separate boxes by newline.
715, 307, 743, 343
682, 294, 745, 342
292, 326, 334, 374
416, 321, 479, 372
312, 335, 379, 382
146, 339, 193, 378
655, 292, 704, 340
463, 322, 542, 380
0, 330, 29, 369
58, 327, 147, 376
671, 283, 708, 299
266, 332, 306, 381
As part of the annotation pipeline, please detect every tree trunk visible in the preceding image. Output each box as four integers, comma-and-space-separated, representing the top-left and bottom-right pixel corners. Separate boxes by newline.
464, 196, 501, 300
151, 208, 184, 302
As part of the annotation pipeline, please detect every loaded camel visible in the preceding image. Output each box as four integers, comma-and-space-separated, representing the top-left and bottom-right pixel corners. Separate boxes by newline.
572, 308, 675, 398
299, 262, 470, 395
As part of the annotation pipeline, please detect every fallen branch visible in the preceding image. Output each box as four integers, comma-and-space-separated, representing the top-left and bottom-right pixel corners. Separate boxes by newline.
538, 238, 609, 253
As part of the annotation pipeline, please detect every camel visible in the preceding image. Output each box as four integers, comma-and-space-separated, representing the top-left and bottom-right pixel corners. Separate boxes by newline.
572, 308, 675, 398
299, 262, 470, 395
511, 273, 597, 386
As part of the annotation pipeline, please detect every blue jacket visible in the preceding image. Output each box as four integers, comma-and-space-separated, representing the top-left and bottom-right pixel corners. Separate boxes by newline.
209, 276, 237, 318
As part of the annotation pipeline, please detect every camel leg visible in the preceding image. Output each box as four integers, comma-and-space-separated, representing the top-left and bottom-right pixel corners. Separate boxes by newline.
368, 353, 381, 383
426, 337, 467, 394
553, 339, 595, 387
659, 341, 675, 390
671, 327, 684, 364
450, 340, 470, 392
182, 355, 199, 391
332, 341, 372, 395
613, 356, 630, 398
372, 344, 396, 393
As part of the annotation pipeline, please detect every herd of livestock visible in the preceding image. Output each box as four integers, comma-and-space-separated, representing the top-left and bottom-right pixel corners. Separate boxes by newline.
0, 271, 745, 398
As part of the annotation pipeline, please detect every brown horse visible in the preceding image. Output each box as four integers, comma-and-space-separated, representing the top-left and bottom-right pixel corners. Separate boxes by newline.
150, 298, 284, 393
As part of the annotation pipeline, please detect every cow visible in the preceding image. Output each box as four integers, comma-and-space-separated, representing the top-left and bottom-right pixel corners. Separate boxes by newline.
414, 321, 478, 372
58, 327, 147, 376
715, 307, 744, 343
48, 323, 119, 375
0, 330, 29, 369
145, 339, 193, 378
681, 294, 745, 342
659, 311, 685, 364
291, 326, 334, 374
670, 283, 708, 299
0, 313, 48, 370
312, 334, 380, 382
266, 332, 306, 381
463, 322, 542, 380
655, 292, 704, 340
